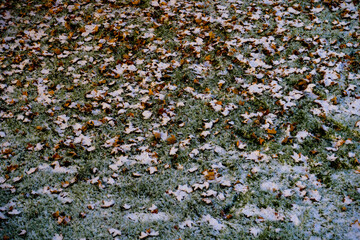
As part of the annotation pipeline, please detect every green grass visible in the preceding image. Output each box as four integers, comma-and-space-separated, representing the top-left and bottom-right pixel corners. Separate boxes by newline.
0, 0, 359, 239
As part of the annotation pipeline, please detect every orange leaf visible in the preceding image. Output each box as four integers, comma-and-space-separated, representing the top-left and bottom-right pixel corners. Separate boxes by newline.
267, 128, 277, 134
209, 31, 215, 39
202, 169, 216, 180
331, 96, 337, 105
61, 181, 70, 188
153, 131, 161, 140
68, 32, 74, 40
52, 211, 60, 218
53, 48, 61, 55
166, 135, 177, 144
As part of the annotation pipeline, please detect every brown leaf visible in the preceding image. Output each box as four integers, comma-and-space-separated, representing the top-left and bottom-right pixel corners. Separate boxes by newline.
65, 22, 71, 30
6, 164, 18, 172
166, 135, 177, 144
68, 32, 74, 40
52, 210, 60, 218
153, 131, 161, 140
57, 216, 71, 225
53, 48, 61, 55
52, 153, 62, 160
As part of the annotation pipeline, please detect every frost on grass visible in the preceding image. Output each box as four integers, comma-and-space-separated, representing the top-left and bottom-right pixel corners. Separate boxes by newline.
0, 0, 359, 239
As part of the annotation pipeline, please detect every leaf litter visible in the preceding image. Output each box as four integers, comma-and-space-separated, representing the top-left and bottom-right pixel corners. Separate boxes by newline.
0, 0, 359, 239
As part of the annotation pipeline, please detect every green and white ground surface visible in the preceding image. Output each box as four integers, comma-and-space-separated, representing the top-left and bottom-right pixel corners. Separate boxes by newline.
0, 0, 359, 239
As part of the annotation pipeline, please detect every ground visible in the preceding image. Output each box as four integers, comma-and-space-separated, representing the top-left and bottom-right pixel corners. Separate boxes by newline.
0, 0, 359, 239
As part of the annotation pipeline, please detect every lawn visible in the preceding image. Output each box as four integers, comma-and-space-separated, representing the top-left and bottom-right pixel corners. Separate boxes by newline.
0, 0, 359, 239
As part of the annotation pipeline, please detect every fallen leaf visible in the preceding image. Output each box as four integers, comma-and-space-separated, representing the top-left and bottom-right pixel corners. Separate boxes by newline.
18, 230, 26, 236
108, 228, 121, 237
52, 234, 63, 240
147, 166, 158, 174
166, 135, 177, 144
142, 110, 152, 119
101, 200, 115, 208
209, 31, 215, 39
266, 128, 277, 134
